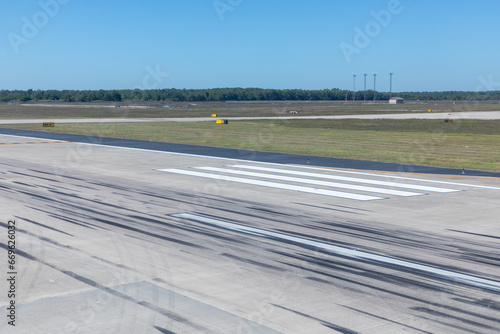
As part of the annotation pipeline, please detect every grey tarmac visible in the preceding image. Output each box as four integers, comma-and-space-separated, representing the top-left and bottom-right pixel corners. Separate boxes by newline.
0, 129, 499, 333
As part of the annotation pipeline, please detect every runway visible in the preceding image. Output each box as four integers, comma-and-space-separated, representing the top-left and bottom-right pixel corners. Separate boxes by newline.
0, 130, 499, 333
1, 110, 500, 125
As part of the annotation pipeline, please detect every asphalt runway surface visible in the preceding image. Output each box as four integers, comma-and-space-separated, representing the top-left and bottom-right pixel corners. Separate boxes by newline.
0, 129, 499, 333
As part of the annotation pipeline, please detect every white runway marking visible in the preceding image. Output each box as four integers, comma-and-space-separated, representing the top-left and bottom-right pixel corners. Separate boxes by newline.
158, 169, 383, 201
292, 164, 500, 190
0, 133, 67, 142
196, 166, 423, 197
174, 213, 500, 293
228, 165, 460, 193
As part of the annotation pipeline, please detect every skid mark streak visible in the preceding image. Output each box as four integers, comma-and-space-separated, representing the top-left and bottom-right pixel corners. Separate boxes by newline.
339, 305, 434, 334
272, 305, 359, 334
221, 253, 286, 272
15, 216, 74, 236
173, 213, 500, 293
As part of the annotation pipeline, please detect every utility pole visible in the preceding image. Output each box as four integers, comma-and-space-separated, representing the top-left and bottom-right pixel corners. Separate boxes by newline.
373, 73, 377, 102
363, 73, 367, 103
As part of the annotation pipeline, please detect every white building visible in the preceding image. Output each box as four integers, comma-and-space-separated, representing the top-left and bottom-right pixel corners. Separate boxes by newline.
389, 97, 404, 104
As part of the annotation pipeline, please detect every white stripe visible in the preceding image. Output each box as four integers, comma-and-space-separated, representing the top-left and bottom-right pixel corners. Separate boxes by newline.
174, 213, 500, 293
196, 166, 422, 197
292, 165, 500, 190
228, 165, 459, 193
158, 169, 383, 201
0, 134, 66, 142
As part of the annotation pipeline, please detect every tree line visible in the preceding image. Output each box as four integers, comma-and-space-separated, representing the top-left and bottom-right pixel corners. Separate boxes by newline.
1, 88, 499, 103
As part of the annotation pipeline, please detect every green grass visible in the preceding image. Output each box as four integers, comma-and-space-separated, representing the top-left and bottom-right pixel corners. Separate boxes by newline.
4, 119, 500, 172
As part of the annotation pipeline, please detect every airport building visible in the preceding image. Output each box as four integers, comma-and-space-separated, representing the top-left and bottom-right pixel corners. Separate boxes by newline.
389, 97, 404, 104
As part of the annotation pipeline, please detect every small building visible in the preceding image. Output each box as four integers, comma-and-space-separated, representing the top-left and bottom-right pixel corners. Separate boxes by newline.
389, 97, 404, 104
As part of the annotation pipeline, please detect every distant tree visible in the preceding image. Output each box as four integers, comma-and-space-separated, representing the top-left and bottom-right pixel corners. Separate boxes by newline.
0, 88, 499, 103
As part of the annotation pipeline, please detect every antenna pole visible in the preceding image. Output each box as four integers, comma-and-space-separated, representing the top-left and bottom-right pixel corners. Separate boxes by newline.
373, 73, 377, 102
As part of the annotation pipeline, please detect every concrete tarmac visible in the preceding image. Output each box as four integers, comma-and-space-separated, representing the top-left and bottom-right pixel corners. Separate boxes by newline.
0, 130, 499, 333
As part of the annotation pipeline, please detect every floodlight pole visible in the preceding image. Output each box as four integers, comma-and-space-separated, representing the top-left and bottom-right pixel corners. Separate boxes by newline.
373, 73, 377, 102
363, 73, 367, 103
352, 74, 356, 104
389, 72, 394, 99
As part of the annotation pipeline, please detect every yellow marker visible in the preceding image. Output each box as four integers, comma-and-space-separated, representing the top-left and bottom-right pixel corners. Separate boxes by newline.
216, 119, 228, 124
43, 122, 55, 127
428, 109, 432, 113
211, 114, 217, 117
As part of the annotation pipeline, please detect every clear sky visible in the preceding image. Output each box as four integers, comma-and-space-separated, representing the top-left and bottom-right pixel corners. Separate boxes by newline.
1, 0, 500, 92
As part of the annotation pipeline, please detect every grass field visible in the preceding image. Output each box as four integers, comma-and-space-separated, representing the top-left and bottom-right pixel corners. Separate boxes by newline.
1, 100, 499, 119
4, 119, 500, 172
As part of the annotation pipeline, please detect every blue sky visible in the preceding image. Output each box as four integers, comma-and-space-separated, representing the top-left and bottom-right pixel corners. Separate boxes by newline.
1, 0, 499, 92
